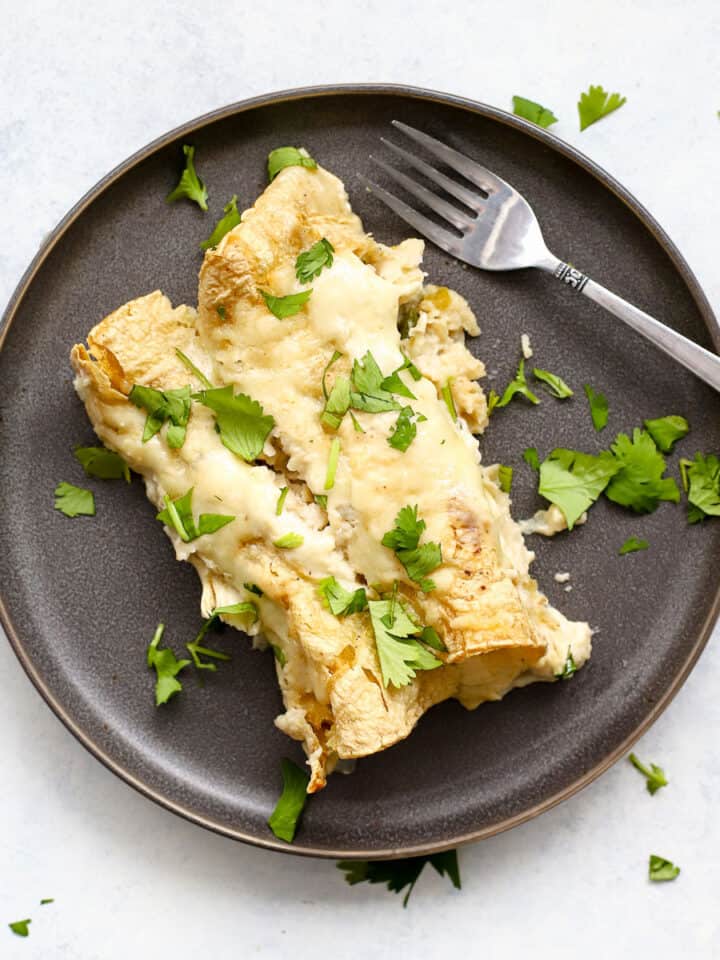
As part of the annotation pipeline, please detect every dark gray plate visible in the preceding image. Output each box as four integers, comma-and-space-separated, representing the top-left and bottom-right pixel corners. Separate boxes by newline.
1, 85, 719, 859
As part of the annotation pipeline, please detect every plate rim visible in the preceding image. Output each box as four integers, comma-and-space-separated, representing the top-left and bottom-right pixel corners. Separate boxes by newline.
2, 82, 719, 860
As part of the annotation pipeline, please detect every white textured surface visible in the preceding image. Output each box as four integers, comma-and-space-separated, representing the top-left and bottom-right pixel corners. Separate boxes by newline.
2, 1, 719, 956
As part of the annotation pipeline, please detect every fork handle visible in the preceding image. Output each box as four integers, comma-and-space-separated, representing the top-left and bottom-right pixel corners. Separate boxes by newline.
546, 260, 720, 392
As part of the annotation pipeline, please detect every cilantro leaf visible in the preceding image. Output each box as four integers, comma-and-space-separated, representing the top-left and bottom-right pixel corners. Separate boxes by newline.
9, 919, 31, 937
387, 406, 418, 452
201, 195, 241, 250
512, 95, 558, 128
533, 367, 573, 399
194, 386, 274, 461
274, 532, 304, 549
583, 384, 608, 432
497, 464, 513, 493
174, 348, 213, 389
381, 355, 420, 399
322, 376, 351, 430
649, 855, 680, 882
539, 448, 619, 529
605, 429, 680, 513
578, 85, 627, 131
325, 436, 341, 490
268, 758, 310, 842
129, 384, 192, 448
338, 849, 460, 907
419, 626, 447, 651
644, 415, 689, 453
166, 144, 208, 210
496, 358, 540, 408
523, 447, 540, 471
629, 753, 668, 795
146, 623, 190, 706
318, 577, 368, 615
54, 481, 95, 518
381, 505, 442, 589
381, 504, 426, 551
261, 289, 312, 319
619, 536, 649, 555
555, 647, 577, 680
681, 452, 720, 521
267, 146, 317, 182
156, 487, 234, 542
350, 351, 401, 413
441, 378, 458, 420
74, 445, 130, 482
276, 486, 289, 515
397, 302, 420, 339
295, 238, 334, 283
368, 599, 442, 688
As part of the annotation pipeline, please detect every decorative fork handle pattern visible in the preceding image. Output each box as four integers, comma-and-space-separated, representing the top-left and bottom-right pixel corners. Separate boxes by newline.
549, 260, 720, 392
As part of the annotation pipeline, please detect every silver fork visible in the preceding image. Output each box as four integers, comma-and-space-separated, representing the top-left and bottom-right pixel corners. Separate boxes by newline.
361, 121, 720, 393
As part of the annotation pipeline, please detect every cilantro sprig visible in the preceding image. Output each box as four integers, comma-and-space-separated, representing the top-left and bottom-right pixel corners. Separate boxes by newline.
129, 384, 192, 448
351, 351, 401, 413
338, 850, 461, 907
74, 445, 130, 482
166, 145, 208, 210
146, 623, 190, 706
318, 577, 368, 616
295, 238, 334, 283
156, 487, 234, 542
605, 429, 680, 513
495, 358, 540, 409
539, 449, 619, 529
578, 85, 627, 131
54, 482, 95, 518
629, 753, 668, 795
194, 386, 274, 461
268, 759, 310, 842
512, 96, 558, 129
368, 598, 442, 688
201, 194, 241, 250
382, 505, 442, 592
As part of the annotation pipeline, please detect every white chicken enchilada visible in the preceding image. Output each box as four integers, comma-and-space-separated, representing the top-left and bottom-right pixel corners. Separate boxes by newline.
71, 150, 591, 795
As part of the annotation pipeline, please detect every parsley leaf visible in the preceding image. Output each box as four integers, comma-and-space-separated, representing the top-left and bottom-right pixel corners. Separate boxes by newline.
681, 452, 720, 521
74, 445, 130, 482
194, 386, 274, 461
146, 623, 190, 706
276, 486, 289, 515
512, 95, 558, 128
578, 85, 627, 131
539, 448, 619, 529
555, 647, 577, 680
382, 505, 442, 591
9, 919, 31, 937
644, 415, 689, 453
338, 850, 461, 907
441, 378, 458, 420
166, 144, 208, 210
523, 447, 540, 471
387, 406, 418, 452
649, 855, 680, 882
497, 465, 513, 493
261, 289, 313, 319
368, 599, 442, 688
274, 532, 304, 549
629, 753, 668, 795
156, 487, 234, 542
174, 348, 213, 389
605, 429, 679, 513
619, 536, 649, 555
268, 758, 310, 842
351, 351, 401, 413
318, 577, 368, 616
496, 358, 540, 408
325, 436, 341, 490
267, 146, 317, 182
200, 194, 241, 250
54, 481, 95, 518
295, 238, 334, 283
583, 384, 609, 432
533, 367, 573, 398
129, 384, 192, 448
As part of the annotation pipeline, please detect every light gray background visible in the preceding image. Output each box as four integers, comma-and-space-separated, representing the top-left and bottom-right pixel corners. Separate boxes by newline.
2, 1, 719, 957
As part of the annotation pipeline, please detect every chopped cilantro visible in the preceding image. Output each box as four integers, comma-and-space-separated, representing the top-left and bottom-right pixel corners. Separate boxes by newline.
322, 376, 351, 430
261, 289, 313, 319
156, 488, 234, 542
201, 194, 241, 250
318, 577, 368, 616
578, 85, 627, 131
629, 753, 668, 795
314, 494, 328, 510
325, 436, 340, 490
680, 452, 720, 522
523, 447, 540, 471
619, 536, 649, 555
605, 429, 679, 513
486, 389, 500, 415
74, 445, 130, 482
381, 356, 419, 398
368, 599, 442, 688
533, 367, 573, 399
350, 351, 401, 413
174, 348, 213, 389
274, 532, 304, 549
496, 358, 540, 408
129, 384, 192, 448
555, 647, 577, 680
194, 386, 274, 461
350, 411, 365, 433
338, 850, 460, 907
441, 378, 458, 420
497, 465, 513, 493
9, 919, 31, 937
512, 95, 558, 128
216, 305, 227, 320
649, 855, 680, 882
388, 406, 418, 452
183, 601, 255, 672
271, 644, 287, 666
166, 145, 208, 210
381, 505, 442, 591
583, 384, 608, 432
539, 448, 618, 529
146, 623, 190, 706
276, 486, 289, 516
419, 626, 447, 651
186, 635, 231, 672
54, 481, 95, 518
267, 146, 317, 182
644, 415, 689, 453
268, 759, 310, 842
39, 899, 54, 906
296, 238, 334, 283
